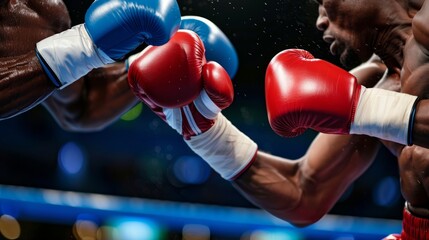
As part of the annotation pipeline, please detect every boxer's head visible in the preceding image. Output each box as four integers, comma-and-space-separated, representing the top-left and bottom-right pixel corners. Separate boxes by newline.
312, 0, 415, 68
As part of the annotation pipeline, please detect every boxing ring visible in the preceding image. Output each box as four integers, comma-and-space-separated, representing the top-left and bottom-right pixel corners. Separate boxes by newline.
0, 184, 402, 239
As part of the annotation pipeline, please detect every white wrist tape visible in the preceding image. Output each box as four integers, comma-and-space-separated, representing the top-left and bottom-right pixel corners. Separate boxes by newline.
36, 24, 114, 89
185, 113, 258, 180
350, 87, 418, 145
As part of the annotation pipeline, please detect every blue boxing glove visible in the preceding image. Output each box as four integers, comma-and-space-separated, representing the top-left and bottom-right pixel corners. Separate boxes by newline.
127, 16, 239, 77
36, 0, 181, 89
85, 0, 181, 60
181, 16, 238, 78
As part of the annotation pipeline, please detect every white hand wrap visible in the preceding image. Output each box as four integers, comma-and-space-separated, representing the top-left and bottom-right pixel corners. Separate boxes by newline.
185, 113, 258, 180
350, 87, 418, 145
36, 24, 114, 89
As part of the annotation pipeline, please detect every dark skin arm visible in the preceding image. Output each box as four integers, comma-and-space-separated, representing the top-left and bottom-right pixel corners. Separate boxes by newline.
413, 100, 429, 148
233, 57, 386, 227
0, 0, 66, 119
42, 64, 138, 131
0, 53, 55, 118
235, 135, 380, 227
406, 0, 429, 148
0, 0, 138, 131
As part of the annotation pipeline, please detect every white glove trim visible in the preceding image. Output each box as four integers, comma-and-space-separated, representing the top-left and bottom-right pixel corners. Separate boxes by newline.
183, 105, 202, 135
194, 90, 221, 120
350, 87, 418, 145
36, 24, 114, 89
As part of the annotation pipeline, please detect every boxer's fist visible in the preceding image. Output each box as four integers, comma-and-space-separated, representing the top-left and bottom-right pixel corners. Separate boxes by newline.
128, 30, 233, 139
265, 49, 361, 137
36, 0, 181, 89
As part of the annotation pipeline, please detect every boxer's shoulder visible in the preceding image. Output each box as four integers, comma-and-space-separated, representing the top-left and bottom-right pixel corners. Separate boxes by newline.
5, 0, 71, 32
31, 0, 71, 30
0, 0, 71, 56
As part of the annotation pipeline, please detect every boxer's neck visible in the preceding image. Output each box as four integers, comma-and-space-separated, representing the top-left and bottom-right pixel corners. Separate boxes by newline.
373, 24, 412, 70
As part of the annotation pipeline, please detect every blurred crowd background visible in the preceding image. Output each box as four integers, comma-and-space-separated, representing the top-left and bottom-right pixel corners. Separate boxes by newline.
0, 0, 402, 239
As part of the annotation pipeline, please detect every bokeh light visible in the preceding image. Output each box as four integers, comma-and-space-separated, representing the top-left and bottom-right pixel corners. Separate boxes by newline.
73, 219, 98, 240
243, 229, 303, 240
58, 142, 86, 175
182, 224, 210, 240
173, 156, 211, 185
373, 177, 400, 207
108, 217, 164, 240
121, 103, 143, 121
0, 215, 20, 240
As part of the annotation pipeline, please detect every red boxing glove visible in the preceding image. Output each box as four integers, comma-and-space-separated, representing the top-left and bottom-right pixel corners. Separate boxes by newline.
265, 49, 419, 145
128, 30, 233, 139
128, 30, 206, 108
265, 49, 361, 137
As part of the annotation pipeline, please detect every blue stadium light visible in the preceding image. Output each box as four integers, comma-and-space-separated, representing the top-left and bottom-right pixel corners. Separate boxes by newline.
373, 177, 400, 207
58, 142, 86, 175
173, 156, 211, 184
1, 203, 19, 219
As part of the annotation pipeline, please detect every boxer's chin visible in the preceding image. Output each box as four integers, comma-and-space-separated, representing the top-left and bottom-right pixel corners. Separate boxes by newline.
339, 49, 362, 69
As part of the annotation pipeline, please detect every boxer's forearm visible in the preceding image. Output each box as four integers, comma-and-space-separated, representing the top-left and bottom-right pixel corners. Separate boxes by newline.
412, 99, 429, 148
0, 53, 56, 120
233, 134, 381, 227
233, 152, 314, 227
72, 64, 139, 131
44, 63, 138, 132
